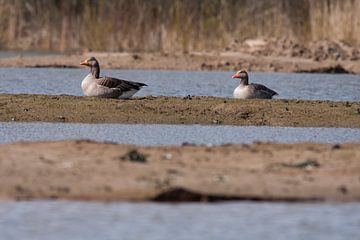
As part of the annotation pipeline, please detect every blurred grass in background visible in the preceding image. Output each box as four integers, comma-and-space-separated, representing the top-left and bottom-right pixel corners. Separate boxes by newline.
0, 0, 359, 52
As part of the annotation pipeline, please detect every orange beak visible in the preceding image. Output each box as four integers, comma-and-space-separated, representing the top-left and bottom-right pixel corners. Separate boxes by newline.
232, 73, 240, 78
80, 59, 89, 66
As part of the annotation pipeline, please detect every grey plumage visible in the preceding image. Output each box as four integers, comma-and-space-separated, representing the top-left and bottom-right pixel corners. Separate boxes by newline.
232, 70, 278, 99
80, 57, 147, 99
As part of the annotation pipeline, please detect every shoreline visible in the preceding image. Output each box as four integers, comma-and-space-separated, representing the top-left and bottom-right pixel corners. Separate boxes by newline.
0, 140, 359, 202
0, 51, 359, 74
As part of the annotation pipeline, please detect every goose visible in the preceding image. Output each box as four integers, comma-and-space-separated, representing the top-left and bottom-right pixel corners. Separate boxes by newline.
80, 57, 147, 99
232, 70, 278, 99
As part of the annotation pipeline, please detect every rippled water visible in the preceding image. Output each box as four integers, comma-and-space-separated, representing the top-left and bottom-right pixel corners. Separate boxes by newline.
1, 122, 359, 145
0, 201, 359, 240
0, 68, 359, 101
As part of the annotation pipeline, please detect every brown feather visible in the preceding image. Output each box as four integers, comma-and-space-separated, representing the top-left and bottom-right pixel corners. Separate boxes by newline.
96, 77, 147, 91
250, 83, 278, 96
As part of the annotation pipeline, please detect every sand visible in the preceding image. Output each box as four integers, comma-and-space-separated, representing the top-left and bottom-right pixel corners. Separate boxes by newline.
1, 94, 360, 128
0, 51, 359, 73
0, 140, 359, 202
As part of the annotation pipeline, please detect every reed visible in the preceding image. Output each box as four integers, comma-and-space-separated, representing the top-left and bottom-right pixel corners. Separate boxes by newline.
0, 0, 359, 52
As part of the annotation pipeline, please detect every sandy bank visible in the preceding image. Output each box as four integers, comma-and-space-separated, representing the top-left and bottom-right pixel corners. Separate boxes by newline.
1, 94, 359, 128
0, 140, 359, 202
0, 51, 359, 74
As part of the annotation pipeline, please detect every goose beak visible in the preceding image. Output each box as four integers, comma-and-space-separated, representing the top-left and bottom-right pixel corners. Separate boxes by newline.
232, 74, 239, 79
80, 60, 88, 66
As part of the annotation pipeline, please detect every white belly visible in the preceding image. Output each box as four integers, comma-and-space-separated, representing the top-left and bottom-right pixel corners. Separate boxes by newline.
81, 74, 97, 96
81, 74, 140, 99
233, 85, 249, 99
81, 74, 114, 97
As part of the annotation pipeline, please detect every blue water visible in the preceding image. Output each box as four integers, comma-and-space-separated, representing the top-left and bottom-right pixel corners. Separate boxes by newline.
0, 201, 359, 240
0, 68, 359, 101
1, 122, 359, 145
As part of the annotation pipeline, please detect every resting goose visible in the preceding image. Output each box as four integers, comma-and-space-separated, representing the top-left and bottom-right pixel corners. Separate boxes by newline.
80, 57, 147, 99
232, 70, 278, 99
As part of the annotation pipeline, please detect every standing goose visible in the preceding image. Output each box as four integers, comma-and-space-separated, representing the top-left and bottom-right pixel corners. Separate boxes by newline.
232, 70, 278, 99
80, 57, 147, 99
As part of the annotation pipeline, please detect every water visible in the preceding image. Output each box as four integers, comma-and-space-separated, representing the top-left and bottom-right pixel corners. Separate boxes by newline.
1, 122, 359, 145
0, 68, 359, 101
1, 68, 359, 239
0, 201, 359, 240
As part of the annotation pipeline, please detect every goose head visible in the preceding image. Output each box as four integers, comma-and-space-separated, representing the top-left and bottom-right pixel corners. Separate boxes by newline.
80, 56, 99, 67
80, 57, 100, 78
232, 70, 249, 86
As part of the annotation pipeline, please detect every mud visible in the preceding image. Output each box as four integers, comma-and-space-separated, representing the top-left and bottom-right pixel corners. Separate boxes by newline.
0, 50, 359, 74
1, 94, 359, 127
0, 140, 359, 202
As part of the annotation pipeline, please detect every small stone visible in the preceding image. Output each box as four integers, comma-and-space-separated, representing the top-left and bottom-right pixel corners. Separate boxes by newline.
121, 150, 147, 163
183, 95, 192, 100
282, 159, 320, 169
61, 161, 74, 169
15, 185, 25, 193
182, 142, 195, 146
238, 112, 250, 119
212, 119, 223, 125
163, 153, 173, 160
167, 169, 180, 175
132, 54, 141, 60
213, 174, 229, 183
205, 143, 214, 148
332, 144, 341, 150
337, 185, 348, 194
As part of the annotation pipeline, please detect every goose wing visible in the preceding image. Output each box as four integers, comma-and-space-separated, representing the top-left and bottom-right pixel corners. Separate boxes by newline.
251, 83, 278, 96
96, 77, 147, 91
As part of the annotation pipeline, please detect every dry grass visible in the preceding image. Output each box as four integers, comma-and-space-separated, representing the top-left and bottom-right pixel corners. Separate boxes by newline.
0, 0, 359, 52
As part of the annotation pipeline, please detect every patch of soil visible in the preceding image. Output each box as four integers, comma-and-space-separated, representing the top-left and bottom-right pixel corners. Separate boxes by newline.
296, 64, 353, 74
1, 94, 359, 128
0, 48, 359, 74
0, 140, 359, 202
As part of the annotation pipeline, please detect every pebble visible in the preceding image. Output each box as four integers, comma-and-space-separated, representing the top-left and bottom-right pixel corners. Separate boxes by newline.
163, 153, 173, 160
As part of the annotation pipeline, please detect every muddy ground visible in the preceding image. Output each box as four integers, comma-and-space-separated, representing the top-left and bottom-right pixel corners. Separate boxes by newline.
0, 140, 359, 202
1, 39, 360, 72
1, 94, 359, 128
0, 50, 359, 74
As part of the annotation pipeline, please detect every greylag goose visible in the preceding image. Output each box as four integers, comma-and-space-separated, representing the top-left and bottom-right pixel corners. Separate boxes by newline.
80, 57, 147, 99
232, 70, 278, 99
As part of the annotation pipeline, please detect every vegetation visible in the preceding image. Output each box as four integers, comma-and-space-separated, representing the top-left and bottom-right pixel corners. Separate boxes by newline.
0, 0, 359, 52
